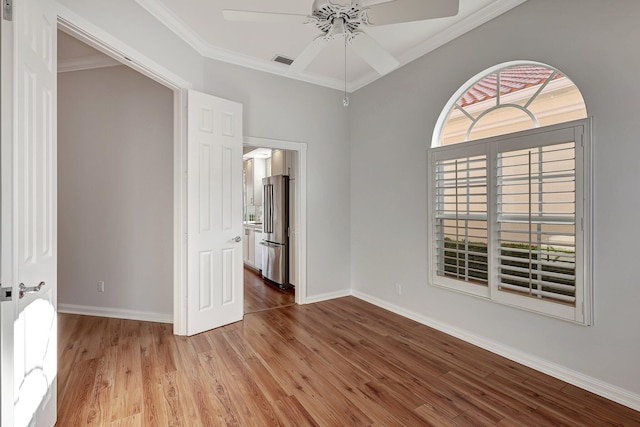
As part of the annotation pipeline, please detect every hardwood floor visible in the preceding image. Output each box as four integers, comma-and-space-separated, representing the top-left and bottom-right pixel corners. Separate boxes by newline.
57, 297, 640, 426
243, 266, 295, 314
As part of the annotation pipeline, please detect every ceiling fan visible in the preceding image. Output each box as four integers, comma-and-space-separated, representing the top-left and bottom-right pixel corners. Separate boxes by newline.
223, 0, 460, 76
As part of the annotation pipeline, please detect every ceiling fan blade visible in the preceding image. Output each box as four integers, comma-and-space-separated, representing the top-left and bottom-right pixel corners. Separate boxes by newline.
350, 32, 399, 75
366, 0, 459, 26
363, 0, 395, 5
222, 10, 309, 24
287, 37, 328, 75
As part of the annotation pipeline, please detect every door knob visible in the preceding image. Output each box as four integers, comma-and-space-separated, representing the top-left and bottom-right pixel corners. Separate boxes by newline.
232, 236, 242, 243
19, 281, 45, 299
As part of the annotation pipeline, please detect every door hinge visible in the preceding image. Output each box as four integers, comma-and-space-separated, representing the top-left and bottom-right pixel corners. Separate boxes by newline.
0, 286, 12, 301
3, 0, 12, 22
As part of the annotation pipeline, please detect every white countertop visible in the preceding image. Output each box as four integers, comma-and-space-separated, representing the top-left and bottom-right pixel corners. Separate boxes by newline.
243, 222, 263, 232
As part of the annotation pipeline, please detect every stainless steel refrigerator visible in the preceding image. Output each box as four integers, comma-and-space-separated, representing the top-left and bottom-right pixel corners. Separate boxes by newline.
261, 175, 290, 289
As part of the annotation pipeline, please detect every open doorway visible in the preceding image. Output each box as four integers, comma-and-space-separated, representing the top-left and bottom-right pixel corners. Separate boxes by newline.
55, 16, 309, 334
57, 30, 175, 322
242, 146, 298, 314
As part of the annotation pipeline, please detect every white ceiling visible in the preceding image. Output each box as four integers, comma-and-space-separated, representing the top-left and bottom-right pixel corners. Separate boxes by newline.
134, 0, 527, 92
58, 31, 101, 60
58, 30, 121, 73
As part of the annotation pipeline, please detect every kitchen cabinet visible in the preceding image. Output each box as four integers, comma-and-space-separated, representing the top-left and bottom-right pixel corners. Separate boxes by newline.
253, 158, 265, 207
243, 228, 249, 262
287, 151, 297, 179
244, 158, 266, 207
248, 228, 255, 265
243, 226, 265, 270
254, 230, 263, 270
271, 149, 284, 176
244, 159, 254, 205
243, 227, 255, 265
271, 149, 295, 178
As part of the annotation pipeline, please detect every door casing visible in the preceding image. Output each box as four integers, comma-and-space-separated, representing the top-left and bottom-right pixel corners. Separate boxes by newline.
244, 137, 307, 305
57, 14, 191, 334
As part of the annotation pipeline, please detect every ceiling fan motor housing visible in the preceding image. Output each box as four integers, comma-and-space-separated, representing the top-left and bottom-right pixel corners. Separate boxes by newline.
310, 0, 369, 37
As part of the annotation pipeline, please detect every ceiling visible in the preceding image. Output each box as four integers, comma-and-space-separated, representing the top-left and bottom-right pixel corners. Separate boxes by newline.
134, 0, 527, 92
58, 30, 120, 73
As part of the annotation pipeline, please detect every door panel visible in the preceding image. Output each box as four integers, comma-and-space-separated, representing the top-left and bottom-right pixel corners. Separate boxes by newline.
1, 0, 58, 426
187, 90, 243, 336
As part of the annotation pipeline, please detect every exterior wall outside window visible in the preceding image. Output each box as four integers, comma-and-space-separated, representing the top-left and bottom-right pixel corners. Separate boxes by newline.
437, 63, 587, 147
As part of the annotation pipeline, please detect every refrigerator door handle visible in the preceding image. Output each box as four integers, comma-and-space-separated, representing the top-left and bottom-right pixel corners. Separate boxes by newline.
264, 184, 274, 234
263, 184, 267, 233
264, 185, 268, 233
263, 241, 284, 248
269, 184, 274, 233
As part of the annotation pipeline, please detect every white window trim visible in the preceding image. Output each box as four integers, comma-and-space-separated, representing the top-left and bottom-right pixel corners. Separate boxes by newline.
427, 119, 593, 325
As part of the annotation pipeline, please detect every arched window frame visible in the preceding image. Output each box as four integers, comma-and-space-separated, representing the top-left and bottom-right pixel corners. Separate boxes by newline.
432, 60, 586, 147
427, 61, 593, 325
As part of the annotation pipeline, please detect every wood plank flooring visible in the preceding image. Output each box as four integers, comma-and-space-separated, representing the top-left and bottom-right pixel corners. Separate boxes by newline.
243, 266, 295, 314
57, 297, 640, 426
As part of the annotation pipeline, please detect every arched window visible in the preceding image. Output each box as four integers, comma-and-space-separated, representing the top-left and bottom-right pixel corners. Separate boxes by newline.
433, 62, 587, 147
427, 62, 592, 324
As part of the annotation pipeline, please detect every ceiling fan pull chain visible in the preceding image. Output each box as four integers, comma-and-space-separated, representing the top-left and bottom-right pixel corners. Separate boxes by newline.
343, 33, 349, 107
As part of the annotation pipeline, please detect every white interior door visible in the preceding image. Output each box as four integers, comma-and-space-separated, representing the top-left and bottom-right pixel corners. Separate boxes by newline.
187, 90, 244, 336
0, 0, 57, 426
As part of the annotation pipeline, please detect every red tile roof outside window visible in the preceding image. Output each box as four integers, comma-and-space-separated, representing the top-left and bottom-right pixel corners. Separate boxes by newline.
438, 63, 587, 146
458, 66, 564, 108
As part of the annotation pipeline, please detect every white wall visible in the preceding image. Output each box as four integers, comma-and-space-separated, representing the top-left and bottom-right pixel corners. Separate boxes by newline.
58, 65, 174, 318
350, 0, 640, 403
204, 60, 352, 299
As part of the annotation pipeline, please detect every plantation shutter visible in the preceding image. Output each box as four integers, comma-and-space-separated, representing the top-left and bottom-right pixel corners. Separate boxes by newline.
434, 154, 489, 287
496, 142, 577, 304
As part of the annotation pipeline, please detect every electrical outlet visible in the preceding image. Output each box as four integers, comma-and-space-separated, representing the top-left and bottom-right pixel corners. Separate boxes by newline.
394, 283, 402, 296
97, 281, 105, 292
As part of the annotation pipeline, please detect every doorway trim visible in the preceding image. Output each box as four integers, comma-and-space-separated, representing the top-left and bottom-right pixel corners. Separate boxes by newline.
57, 7, 190, 334
244, 137, 308, 305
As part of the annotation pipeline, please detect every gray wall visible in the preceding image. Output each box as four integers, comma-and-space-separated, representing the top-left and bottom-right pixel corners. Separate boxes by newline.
59, 0, 638, 404
204, 60, 352, 298
58, 65, 174, 316
59, 0, 353, 301
350, 0, 640, 397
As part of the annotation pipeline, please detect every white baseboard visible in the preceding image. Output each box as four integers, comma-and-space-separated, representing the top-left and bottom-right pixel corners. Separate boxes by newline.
304, 289, 352, 304
58, 303, 173, 324
351, 290, 640, 412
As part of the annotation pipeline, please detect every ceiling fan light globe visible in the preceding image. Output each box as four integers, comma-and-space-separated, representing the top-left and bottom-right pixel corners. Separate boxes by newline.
334, 17, 347, 35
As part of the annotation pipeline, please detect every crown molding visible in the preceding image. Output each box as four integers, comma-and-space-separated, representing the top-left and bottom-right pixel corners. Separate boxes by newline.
135, 0, 528, 93
134, 0, 346, 91
57, 4, 192, 89
134, 0, 211, 56
349, 0, 529, 91
58, 54, 121, 73
399, 0, 528, 67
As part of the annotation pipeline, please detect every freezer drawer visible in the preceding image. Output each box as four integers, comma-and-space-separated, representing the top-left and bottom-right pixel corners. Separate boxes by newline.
261, 241, 289, 288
